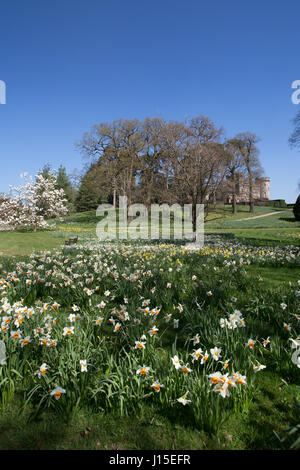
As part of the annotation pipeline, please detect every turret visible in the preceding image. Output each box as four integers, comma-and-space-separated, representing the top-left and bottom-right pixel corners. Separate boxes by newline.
259, 177, 270, 200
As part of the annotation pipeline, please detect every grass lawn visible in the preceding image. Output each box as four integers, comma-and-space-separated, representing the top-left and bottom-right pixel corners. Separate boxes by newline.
205, 209, 297, 229
207, 229, 300, 247
0, 231, 65, 257
205, 209, 300, 246
244, 264, 300, 289
204, 204, 288, 223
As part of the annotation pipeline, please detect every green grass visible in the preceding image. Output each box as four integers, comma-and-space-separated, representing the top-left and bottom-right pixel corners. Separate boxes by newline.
244, 265, 300, 289
0, 371, 298, 450
205, 209, 297, 229
206, 229, 300, 247
60, 206, 288, 227
0, 231, 65, 256
205, 204, 288, 223
205, 210, 300, 246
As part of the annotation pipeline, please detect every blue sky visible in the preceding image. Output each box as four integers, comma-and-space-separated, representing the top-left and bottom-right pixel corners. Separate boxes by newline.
0, 0, 299, 202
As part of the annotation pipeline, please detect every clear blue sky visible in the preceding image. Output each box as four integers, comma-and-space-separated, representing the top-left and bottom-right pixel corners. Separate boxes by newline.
0, 0, 299, 202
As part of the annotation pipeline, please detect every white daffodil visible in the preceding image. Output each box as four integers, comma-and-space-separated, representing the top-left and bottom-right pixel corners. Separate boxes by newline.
210, 347, 222, 361
136, 365, 150, 376
50, 387, 66, 400
171, 355, 181, 370
177, 391, 191, 406
63, 326, 74, 336
80, 360, 87, 372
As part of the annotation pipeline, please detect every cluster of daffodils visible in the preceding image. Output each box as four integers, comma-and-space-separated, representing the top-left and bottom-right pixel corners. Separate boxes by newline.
220, 310, 245, 329
171, 355, 192, 373
189, 345, 222, 364
208, 371, 247, 398
0, 298, 61, 348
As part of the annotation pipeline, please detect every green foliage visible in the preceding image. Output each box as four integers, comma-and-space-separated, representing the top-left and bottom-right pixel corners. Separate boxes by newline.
56, 166, 76, 205
293, 195, 300, 221
75, 175, 102, 212
268, 199, 287, 208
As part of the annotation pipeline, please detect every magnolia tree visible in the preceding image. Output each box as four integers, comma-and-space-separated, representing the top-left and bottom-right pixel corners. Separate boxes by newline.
0, 171, 68, 231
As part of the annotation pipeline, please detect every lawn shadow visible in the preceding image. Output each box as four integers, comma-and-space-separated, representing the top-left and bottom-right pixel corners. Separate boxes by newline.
278, 217, 297, 223
0, 411, 69, 450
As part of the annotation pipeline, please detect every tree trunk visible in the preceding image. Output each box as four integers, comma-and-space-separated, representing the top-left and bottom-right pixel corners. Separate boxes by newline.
192, 201, 197, 242
249, 173, 254, 213
232, 193, 237, 214
231, 171, 237, 214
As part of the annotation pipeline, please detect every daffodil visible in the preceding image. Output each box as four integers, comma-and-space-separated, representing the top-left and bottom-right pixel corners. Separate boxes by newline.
148, 326, 159, 336
171, 355, 181, 370
151, 381, 164, 392
136, 366, 150, 376
50, 387, 66, 400
20, 336, 31, 347
210, 347, 222, 361
201, 351, 209, 364
35, 363, 48, 378
177, 391, 191, 406
63, 326, 74, 336
245, 338, 256, 348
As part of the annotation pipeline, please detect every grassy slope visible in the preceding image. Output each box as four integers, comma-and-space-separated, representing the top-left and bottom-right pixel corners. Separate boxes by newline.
205, 204, 288, 223
205, 210, 300, 246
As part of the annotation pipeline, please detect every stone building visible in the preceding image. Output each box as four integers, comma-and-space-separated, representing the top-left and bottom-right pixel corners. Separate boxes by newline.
220, 175, 270, 204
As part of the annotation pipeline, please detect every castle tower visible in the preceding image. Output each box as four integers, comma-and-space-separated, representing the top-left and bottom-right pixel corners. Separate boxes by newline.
259, 177, 270, 200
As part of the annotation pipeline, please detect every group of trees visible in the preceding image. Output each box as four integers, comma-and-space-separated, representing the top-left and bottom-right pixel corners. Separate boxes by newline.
2, 109, 299, 231
75, 115, 264, 227
0, 115, 267, 232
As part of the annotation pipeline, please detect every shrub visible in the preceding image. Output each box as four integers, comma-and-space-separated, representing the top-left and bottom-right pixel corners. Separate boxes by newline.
293, 195, 300, 220
269, 199, 287, 208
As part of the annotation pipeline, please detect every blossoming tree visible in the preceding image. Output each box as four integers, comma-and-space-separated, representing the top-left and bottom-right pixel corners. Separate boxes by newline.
0, 171, 68, 231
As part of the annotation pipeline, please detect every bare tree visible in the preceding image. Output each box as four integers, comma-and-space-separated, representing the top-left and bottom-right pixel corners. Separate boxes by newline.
160, 116, 228, 235
224, 138, 247, 214
234, 133, 263, 213
76, 117, 263, 224
289, 109, 300, 149
289, 110, 300, 196
139, 117, 166, 208
76, 119, 144, 208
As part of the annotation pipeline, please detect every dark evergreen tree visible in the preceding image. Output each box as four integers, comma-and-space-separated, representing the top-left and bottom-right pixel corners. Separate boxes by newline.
56, 166, 75, 203
293, 194, 300, 221
75, 174, 101, 212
